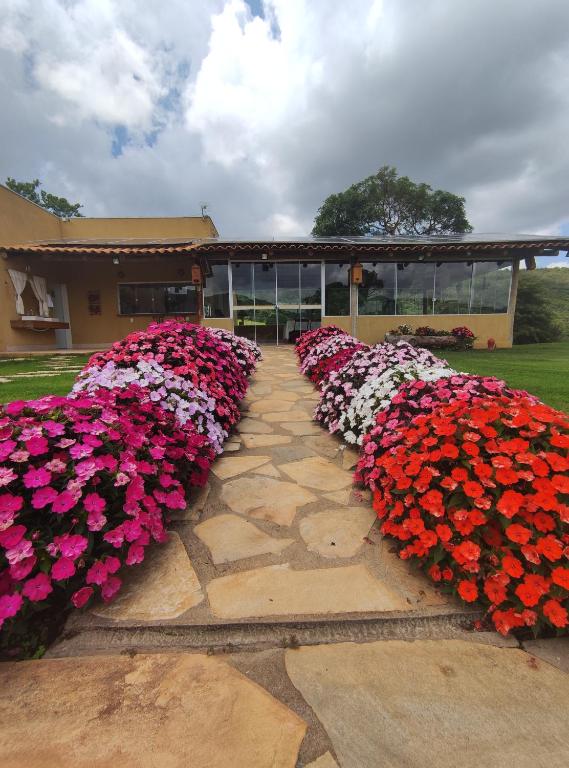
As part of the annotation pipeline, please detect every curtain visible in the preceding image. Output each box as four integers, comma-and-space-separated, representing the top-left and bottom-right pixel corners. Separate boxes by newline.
29, 275, 50, 317
8, 269, 28, 315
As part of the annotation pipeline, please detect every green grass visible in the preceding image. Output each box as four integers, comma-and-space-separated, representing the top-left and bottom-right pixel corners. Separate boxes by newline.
0, 354, 92, 404
443, 342, 569, 412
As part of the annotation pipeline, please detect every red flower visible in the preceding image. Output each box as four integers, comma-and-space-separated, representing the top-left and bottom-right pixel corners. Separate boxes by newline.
543, 599, 568, 628
496, 490, 524, 518
502, 555, 524, 578
536, 535, 563, 562
505, 524, 532, 545
463, 481, 483, 499
551, 567, 569, 590
458, 580, 478, 602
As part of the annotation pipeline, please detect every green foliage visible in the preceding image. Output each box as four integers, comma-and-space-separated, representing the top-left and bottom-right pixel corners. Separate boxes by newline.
514, 271, 563, 344
5, 177, 83, 218
312, 166, 472, 236
515, 267, 569, 340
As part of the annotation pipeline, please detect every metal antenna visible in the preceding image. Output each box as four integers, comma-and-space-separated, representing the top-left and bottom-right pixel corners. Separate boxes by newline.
200, 202, 209, 217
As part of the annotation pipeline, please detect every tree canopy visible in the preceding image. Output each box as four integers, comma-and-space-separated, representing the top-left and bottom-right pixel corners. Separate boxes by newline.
312, 166, 472, 237
5, 177, 83, 218
513, 269, 565, 344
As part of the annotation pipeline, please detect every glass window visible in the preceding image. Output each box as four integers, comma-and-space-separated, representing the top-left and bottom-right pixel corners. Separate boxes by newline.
433, 262, 472, 314
253, 263, 275, 306
118, 284, 197, 315
300, 263, 322, 305
358, 263, 396, 315
396, 263, 435, 315
325, 263, 350, 316
276, 263, 299, 306
204, 264, 230, 318
471, 261, 512, 313
231, 263, 254, 306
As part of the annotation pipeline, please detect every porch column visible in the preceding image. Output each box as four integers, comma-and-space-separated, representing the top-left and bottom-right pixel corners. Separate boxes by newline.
507, 258, 520, 346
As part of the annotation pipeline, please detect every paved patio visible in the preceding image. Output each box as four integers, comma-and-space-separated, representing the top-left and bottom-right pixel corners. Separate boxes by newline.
1, 346, 568, 767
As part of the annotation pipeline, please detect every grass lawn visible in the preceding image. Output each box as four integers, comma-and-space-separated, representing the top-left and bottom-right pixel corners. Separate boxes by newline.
444, 341, 569, 412
0, 354, 92, 404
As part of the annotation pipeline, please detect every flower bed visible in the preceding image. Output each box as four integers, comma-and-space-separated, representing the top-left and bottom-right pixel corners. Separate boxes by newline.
296, 324, 569, 635
0, 322, 260, 648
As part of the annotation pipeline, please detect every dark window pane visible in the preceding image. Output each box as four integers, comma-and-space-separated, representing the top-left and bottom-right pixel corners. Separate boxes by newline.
118, 284, 136, 314
118, 284, 196, 315
254, 263, 276, 306
136, 284, 156, 313
204, 264, 230, 318
325, 263, 350, 316
164, 285, 197, 313
300, 263, 321, 305
471, 261, 512, 314
433, 262, 472, 314
277, 263, 299, 306
358, 263, 395, 315
232, 263, 254, 305
396, 263, 435, 315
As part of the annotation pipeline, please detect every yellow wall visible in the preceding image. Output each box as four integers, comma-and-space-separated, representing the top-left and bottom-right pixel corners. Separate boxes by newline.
62, 216, 217, 240
0, 185, 62, 245
355, 314, 512, 348
322, 316, 352, 333
202, 318, 234, 331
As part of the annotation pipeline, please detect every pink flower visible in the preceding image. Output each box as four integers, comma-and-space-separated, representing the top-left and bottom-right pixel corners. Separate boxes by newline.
5, 538, 33, 565
87, 508, 107, 531
56, 534, 88, 559
31, 486, 58, 509
84, 493, 106, 514
9, 555, 37, 581
0, 524, 26, 549
0, 439, 17, 461
101, 575, 121, 602
0, 493, 24, 515
52, 491, 77, 514
104, 556, 121, 574
22, 573, 53, 602
25, 435, 49, 456
103, 527, 124, 548
23, 467, 52, 488
86, 561, 108, 585
126, 544, 144, 565
0, 592, 23, 623
71, 586, 93, 608
51, 557, 76, 581
0, 468, 17, 487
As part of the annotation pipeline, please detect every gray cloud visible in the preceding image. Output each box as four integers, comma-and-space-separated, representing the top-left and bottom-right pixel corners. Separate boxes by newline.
1, 0, 569, 241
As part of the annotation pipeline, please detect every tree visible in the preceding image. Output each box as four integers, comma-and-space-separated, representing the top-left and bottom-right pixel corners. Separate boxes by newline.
312, 166, 472, 237
5, 177, 83, 218
513, 272, 562, 344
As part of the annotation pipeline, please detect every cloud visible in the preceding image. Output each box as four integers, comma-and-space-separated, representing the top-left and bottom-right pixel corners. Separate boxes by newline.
546, 260, 569, 268
1, 0, 569, 239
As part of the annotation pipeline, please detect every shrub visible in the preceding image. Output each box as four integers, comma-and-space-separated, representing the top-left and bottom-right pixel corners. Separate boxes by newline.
295, 325, 348, 363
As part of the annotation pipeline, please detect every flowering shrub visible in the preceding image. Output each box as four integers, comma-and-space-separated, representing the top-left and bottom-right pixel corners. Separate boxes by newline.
338, 361, 456, 445
451, 326, 475, 349
0, 386, 214, 638
414, 326, 438, 336
357, 374, 537, 490
295, 325, 348, 363
300, 334, 365, 387
370, 395, 569, 634
73, 359, 227, 454
316, 342, 443, 433
206, 327, 261, 376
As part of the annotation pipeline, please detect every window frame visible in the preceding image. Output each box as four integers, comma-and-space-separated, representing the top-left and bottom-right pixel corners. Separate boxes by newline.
117, 281, 199, 316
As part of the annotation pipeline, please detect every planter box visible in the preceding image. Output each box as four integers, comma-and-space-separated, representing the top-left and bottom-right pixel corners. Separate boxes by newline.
385, 333, 459, 349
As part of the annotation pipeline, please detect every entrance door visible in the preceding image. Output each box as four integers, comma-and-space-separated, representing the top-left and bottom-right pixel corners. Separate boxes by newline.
232, 262, 322, 344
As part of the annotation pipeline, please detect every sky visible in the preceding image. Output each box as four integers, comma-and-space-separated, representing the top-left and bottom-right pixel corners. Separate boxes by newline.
1, 0, 568, 267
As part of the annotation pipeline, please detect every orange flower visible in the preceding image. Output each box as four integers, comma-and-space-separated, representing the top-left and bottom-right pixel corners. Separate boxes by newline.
463, 480, 483, 499
453, 540, 481, 564
457, 580, 478, 603
435, 523, 452, 542
496, 490, 524, 519
505, 523, 532, 545
484, 576, 508, 606
502, 555, 524, 578
495, 468, 519, 485
536, 535, 563, 562
543, 599, 568, 628
533, 511, 555, 533
551, 567, 569, 590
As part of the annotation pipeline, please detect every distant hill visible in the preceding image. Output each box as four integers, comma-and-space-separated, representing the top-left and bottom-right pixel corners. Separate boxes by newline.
517, 267, 569, 338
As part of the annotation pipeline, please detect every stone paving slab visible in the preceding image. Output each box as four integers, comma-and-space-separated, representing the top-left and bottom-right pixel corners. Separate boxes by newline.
522, 637, 569, 674
237, 417, 274, 433
207, 563, 410, 619
240, 433, 292, 448
286, 639, 569, 768
221, 475, 317, 526
92, 532, 203, 621
300, 507, 376, 558
195, 513, 294, 564
280, 456, 354, 491
211, 454, 271, 479
306, 753, 339, 768
0, 652, 306, 768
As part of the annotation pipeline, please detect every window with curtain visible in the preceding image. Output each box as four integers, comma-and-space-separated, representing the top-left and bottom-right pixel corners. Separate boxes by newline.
358, 263, 396, 315
203, 264, 230, 318
118, 283, 197, 315
396, 262, 435, 315
324, 263, 350, 315
433, 262, 473, 314
470, 261, 512, 314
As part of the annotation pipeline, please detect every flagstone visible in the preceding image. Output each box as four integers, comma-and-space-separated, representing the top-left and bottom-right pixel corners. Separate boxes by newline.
223, 441, 241, 452
280, 456, 354, 491
0, 652, 306, 768
253, 463, 281, 478
269, 389, 301, 401
341, 447, 360, 470
303, 435, 341, 459
169, 482, 211, 522
195, 514, 294, 564
211, 455, 271, 480
208, 563, 408, 618
92, 532, 203, 621
221, 476, 317, 526
241, 433, 292, 448
322, 489, 355, 505
280, 422, 323, 436
306, 753, 339, 768
299, 508, 375, 558
285, 640, 569, 768
238, 418, 274, 434
263, 409, 313, 422
249, 399, 295, 415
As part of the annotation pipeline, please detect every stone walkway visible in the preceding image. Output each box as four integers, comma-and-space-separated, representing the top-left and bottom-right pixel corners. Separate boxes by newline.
2, 346, 568, 767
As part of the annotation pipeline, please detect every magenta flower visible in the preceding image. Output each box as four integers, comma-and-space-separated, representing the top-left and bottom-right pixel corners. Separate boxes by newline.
22, 573, 53, 602
0, 494, 24, 515
84, 493, 106, 513
0, 593, 23, 623
56, 534, 88, 560
25, 435, 49, 456
86, 561, 108, 585
51, 557, 76, 581
101, 575, 121, 602
0, 468, 17, 487
52, 491, 77, 514
23, 467, 52, 489
71, 586, 93, 608
31, 486, 58, 509
0, 524, 26, 549
9, 555, 37, 581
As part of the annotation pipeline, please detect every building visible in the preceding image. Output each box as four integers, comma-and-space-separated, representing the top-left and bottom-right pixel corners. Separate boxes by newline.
1, 183, 568, 351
